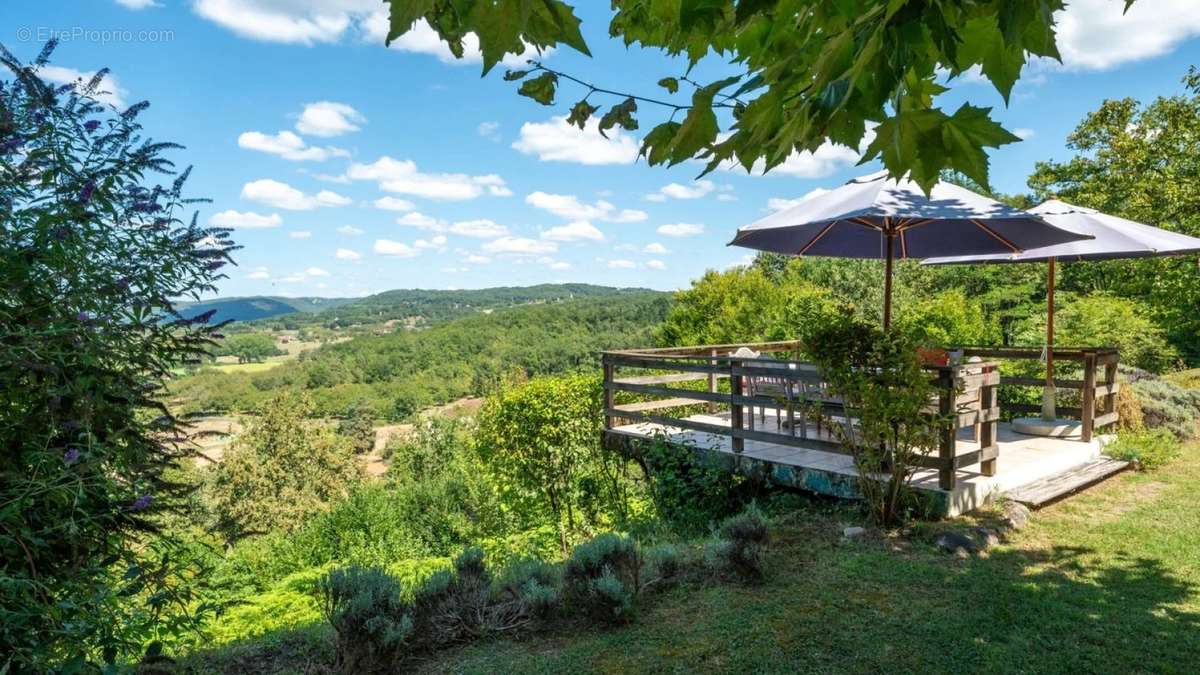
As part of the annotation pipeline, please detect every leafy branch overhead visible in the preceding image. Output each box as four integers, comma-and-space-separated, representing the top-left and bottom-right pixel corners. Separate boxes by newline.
384, 0, 1125, 193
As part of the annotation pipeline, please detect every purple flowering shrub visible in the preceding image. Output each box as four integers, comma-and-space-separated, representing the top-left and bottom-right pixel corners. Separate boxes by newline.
0, 42, 236, 669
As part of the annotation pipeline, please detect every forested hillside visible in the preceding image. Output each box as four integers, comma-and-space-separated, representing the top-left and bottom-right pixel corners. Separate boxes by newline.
170, 291, 669, 419
248, 283, 656, 331
175, 295, 355, 323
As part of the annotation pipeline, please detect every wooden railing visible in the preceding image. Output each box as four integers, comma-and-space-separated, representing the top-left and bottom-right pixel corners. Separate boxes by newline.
601, 341, 1000, 491
956, 347, 1119, 442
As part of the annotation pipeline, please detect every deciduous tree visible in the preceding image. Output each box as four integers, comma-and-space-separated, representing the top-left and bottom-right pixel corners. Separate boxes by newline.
382, 0, 1126, 191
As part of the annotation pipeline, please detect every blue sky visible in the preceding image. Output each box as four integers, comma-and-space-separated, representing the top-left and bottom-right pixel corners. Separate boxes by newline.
5, 1, 1200, 298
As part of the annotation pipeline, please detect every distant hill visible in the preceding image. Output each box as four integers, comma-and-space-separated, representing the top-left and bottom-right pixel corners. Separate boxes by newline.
170, 291, 670, 419
175, 296, 355, 323
240, 283, 660, 329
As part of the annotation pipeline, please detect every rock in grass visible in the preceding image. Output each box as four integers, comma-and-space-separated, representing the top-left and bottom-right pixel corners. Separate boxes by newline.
842, 526, 866, 539
1001, 502, 1031, 530
972, 527, 1001, 548
936, 531, 979, 555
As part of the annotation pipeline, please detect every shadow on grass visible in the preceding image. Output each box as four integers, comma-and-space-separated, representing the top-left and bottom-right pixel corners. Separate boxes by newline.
847, 542, 1200, 672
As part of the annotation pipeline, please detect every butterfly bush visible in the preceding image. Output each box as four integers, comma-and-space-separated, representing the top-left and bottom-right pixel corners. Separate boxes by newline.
0, 41, 237, 669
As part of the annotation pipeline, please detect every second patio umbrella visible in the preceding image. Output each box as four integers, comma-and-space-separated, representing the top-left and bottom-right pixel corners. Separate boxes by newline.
924, 198, 1200, 429
729, 172, 1092, 328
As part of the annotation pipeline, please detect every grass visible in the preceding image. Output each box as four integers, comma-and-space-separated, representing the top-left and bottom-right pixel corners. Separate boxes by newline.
184, 443, 1200, 673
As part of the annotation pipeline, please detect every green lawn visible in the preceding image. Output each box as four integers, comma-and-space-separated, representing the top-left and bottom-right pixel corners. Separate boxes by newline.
422, 445, 1200, 674
186, 443, 1200, 673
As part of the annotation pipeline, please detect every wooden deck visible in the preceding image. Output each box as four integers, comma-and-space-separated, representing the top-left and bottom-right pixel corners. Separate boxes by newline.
608, 410, 1114, 517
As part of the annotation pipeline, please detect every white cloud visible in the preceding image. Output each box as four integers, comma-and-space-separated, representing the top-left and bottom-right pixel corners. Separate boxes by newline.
643, 243, 669, 254
767, 187, 831, 213
397, 212, 441, 228
114, 0, 157, 9
376, 17, 553, 67
336, 248, 361, 260
1013, 128, 1036, 140
246, 266, 270, 280
208, 209, 281, 229
478, 121, 500, 140
289, 230, 312, 238
716, 193, 737, 202
373, 238, 419, 257
717, 128, 870, 179
607, 259, 636, 269
541, 220, 604, 242
645, 180, 715, 202
525, 192, 646, 223
513, 116, 640, 166
414, 234, 448, 250
337, 225, 364, 236
449, 219, 508, 239
295, 101, 365, 137
280, 274, 305, 283
346, 156, 510, 201
237, 130, 349, 161
645, 259, 666, 270
241, 179, 349, 210
657, 223, 705, 237
536, 256, 571, 270
192, 0, 377, 45
465, 254, 492, 265
305, 266, 330, 276
38, 65, 127, 108
482, 237, 557, 256
395, 214, 508, 239
1054, 0, 1200, 70
374, 196, 415, 211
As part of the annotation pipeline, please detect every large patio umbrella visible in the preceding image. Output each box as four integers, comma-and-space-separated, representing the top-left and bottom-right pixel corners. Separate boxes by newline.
729, 172, 1092, 328
924, 198, 1200, 429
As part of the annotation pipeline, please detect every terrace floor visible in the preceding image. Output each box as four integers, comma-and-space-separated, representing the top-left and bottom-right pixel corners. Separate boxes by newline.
608, 410, 1114, 516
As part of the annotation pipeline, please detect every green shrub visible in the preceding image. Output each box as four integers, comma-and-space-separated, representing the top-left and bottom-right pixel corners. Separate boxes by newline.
410, 547, 494, 647
1014, 295, 1178, 372
1106, 429, 1182, 470
706, 505, 771, 584
897, 289, 995, 347
0, 45, 233, 668
319, 566, 413, 674
1131, 377, 1200, 440
803, 318, 946, 526
644, 543, 684, 582
642, 437, 760, 535
497, 558, 562, 619
563, 533, 641, 624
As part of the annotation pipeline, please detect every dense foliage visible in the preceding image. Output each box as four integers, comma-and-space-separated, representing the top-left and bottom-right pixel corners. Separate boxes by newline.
170, 292, 669, 419
385, 0, 1083, 190
1028, 68, 1200, 361
208, 393, 363, 543
0, 44, 235, 669
249, 283, 656, 331
804, 318, 947, 525
477, 374, 633, 551
212, 332, 283, 363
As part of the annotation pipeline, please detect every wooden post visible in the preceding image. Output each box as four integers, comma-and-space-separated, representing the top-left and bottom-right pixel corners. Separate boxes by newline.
602, 357, 615, 431
937, 368, 956, 491
706, 348, 718, 414
730, 360, 744, 454
1042, 257, 1057, 420
980, 365, 997, 477
1081, 351, 1097, 442
882, 232, 895, 330
1103, 353, 1118, 418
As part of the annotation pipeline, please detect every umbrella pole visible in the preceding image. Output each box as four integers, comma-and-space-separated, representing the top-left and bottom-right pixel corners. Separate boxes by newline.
1042, 257, 1057, 421
883, 233, 895, 330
